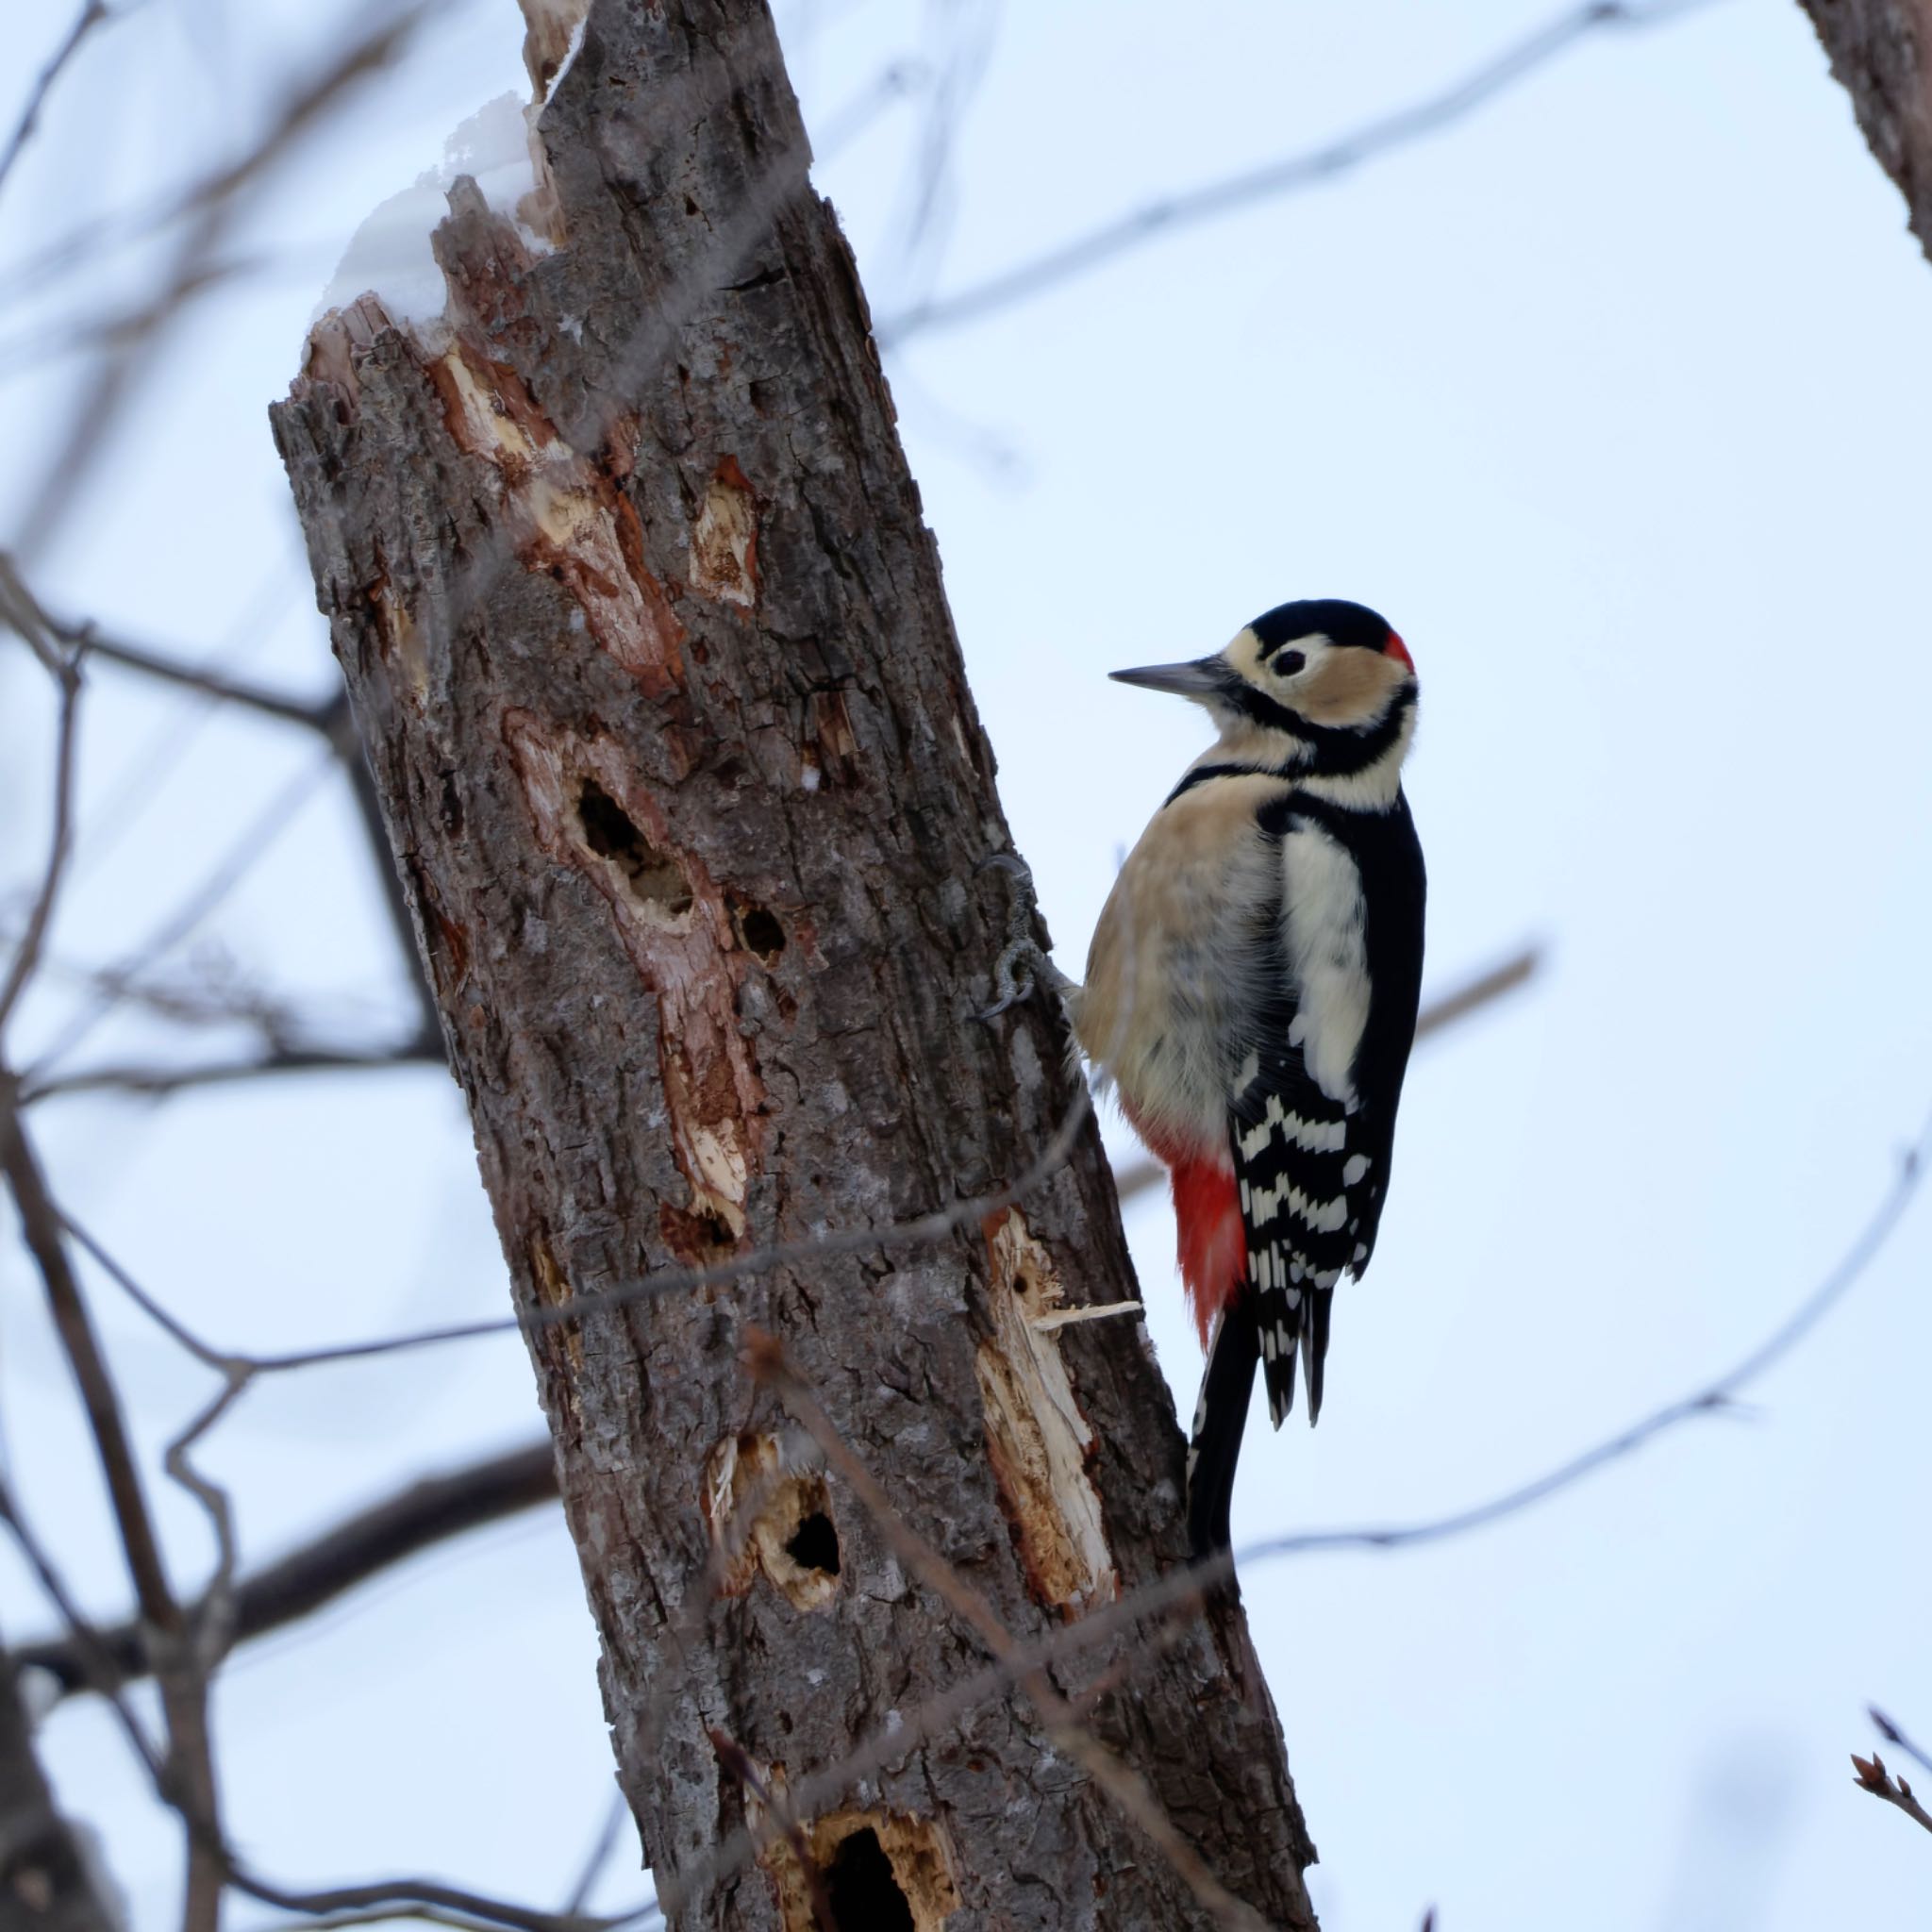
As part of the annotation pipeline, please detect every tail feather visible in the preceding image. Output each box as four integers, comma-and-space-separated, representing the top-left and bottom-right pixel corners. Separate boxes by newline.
1186, 1297, 1260, 1561
1257, 1279, 1334, 1428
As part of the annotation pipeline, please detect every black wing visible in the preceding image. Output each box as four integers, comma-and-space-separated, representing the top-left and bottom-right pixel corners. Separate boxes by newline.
1232, 791, 1426, 1428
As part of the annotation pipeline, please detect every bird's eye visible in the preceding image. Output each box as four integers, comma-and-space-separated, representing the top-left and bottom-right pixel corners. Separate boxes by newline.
1275, 650, 1306, 676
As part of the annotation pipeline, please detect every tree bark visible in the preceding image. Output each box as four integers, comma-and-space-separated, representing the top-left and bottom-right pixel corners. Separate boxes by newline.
271, 3, 1315, 1925
1799, 0, 1932, 258
0, 1643, 121, 1932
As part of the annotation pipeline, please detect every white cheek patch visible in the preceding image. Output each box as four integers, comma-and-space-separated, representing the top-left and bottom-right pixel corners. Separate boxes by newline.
1279, 824, 1370, 1106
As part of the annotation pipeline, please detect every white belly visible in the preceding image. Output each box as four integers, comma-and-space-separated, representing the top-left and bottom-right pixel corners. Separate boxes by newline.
1074, 774, 1285, 1156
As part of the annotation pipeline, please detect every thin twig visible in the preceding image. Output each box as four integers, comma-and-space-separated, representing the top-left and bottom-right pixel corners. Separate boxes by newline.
0, 1474, 164, 1774
24, 1034, 446, 1104
0, 1086, 176, 1626
1851, 1751, 1932, 1840
84, 1082, 1096, 1374
0, 2, 109, 199
25, 742, 341, 1078
14, 0, 448, 560
78, 625, 338, 732
0, 641, 83, 1038
876, 0, 1730, 345
707, 1729, 837, 1932
0, 1075, 228, 1929
561, 1792, 631, 1918
19, 1437, 559, 1698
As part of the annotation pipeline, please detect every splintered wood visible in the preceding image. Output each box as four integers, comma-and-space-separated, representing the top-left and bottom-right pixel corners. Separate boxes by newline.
976, 1209, 1119, 1616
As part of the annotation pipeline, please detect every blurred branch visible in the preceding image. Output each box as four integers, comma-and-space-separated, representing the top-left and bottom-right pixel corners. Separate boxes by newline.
1872, 1707, 1932, 1779
0, 1475, 164, 1774
0, 1623, 123, 1932
24, 1032, 445, 1103
1114, 941, 1541, 1206
25, 742, 341, 1078
58, 1083, 1097, 1374
876, 0, 1728, 346
80, 625, 340, 733
0, 1, 109, 201
19, 1440, 558, 1699
0, 623, 82, 1040
0, 1078, 227, 1929
15, 570, 444, 1055
0, 1090, 175, 1627
560, 1793, 632, 1919
15, 0, 446, 559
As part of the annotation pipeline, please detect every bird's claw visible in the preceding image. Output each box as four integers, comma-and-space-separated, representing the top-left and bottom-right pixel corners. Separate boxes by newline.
976, 850, 1050, 1022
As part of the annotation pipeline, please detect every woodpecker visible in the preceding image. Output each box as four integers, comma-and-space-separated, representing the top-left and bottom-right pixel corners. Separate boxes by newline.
1013, 599, 1425, 1559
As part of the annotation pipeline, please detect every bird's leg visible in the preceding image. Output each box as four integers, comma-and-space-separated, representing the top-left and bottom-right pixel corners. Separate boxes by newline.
976, 852, 1077, 1021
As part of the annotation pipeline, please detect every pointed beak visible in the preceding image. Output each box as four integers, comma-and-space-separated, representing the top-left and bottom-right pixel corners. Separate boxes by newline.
1108, 658, 1224, 700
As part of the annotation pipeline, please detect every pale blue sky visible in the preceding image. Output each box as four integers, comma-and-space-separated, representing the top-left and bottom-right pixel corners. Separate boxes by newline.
4, 2, 1930, 1926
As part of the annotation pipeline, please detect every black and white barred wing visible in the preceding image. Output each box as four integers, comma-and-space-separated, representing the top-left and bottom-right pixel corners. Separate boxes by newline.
1228, 1040, 1363, 1427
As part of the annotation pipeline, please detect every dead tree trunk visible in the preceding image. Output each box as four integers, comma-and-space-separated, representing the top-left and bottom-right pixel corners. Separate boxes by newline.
272, 3, 1315, 1924
1800, 0, 1932, 258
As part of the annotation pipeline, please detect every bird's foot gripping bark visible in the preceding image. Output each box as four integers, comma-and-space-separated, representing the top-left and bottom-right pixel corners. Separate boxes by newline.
977, 852, 1076, 1020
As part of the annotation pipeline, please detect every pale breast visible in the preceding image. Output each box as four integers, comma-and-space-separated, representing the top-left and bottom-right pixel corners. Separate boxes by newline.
1077, 774, 1290, 1153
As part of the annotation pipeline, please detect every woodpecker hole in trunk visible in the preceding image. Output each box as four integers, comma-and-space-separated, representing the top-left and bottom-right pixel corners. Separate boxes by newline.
736, 903, 786, 964
702, 1432, 841, 1610
785, 1509, 840, 1576
826, 1829, 915, 1932
761, 1808, 958, 1932
575, 777, 693, 916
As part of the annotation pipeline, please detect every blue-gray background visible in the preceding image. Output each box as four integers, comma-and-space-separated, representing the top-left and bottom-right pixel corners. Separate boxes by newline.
3, 1, 1928, 1924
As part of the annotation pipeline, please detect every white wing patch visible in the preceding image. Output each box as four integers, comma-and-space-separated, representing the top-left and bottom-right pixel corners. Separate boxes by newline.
1278, 821, 1370, 1107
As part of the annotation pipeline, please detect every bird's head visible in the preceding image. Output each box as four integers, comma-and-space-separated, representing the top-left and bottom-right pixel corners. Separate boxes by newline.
1111, 598, 1416, 773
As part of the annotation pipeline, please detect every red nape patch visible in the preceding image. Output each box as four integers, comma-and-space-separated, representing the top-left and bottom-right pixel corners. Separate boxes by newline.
1170, 1158, 1246, 1350
1384, 629, 1414, 671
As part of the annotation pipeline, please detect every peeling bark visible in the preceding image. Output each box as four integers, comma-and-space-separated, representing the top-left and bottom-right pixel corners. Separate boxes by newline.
271, 2, 1315, 1924
1800, 0, 1932, 258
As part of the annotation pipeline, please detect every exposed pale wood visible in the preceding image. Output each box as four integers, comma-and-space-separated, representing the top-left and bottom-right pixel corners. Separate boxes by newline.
271, 2, 1315, 1924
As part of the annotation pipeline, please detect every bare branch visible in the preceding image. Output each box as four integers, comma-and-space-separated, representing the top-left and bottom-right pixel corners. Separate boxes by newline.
115, 1082, 1098, 1374
25, 742, 341, 1079
0, 1475, 164, 1775
876, 0, 1728, 346
24, 1034, 445, 1105
0, 2, 109, 200
0, 1086, 176, 1627
1851, 1751, 1932, 1840
0, 636, 82, 1039
18, 1440, 559, 1699
0, 1079, 230, 1928
14, 0, 448, 560
560, 1793, 632, 1919
226, 1868, 628, 1932
78, 625, 339, 733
